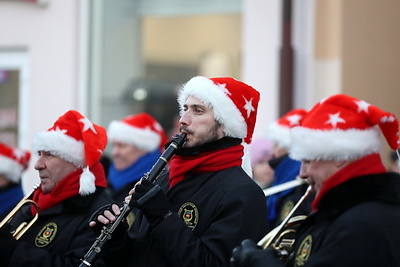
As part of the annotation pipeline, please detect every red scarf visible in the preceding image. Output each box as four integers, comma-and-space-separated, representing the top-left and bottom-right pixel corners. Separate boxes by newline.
312, 153, 386, 211
32, 161, 106, 214
168, 144, 244, 188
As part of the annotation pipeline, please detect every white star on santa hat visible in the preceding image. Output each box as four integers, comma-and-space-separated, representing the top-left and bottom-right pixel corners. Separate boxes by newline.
225, 87, 232, 96
325, 112, 346, 127
53, 126, 67, 134
243, 97, 255, 118
286, 114, 302, 126
79, 117, 97, 134
356, 100, 370, 113
381, 115, 396, 123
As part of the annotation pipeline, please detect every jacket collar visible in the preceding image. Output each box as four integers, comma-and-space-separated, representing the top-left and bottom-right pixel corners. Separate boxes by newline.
316, 172, 400, 219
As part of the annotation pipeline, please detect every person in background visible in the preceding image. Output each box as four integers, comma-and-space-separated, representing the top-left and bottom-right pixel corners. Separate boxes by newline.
265, 109, 312, 229
100, 155, 111, 178
249, 137, 274, 189
90, 76, 269, 266
0, 143, 31, 220
106, 112, 167, 204
0, 110, 113, 266
231, 94, 400, 267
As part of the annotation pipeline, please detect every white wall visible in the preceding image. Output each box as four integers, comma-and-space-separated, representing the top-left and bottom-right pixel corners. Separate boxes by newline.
242, 0, 281, 138
0, 0, 85, 192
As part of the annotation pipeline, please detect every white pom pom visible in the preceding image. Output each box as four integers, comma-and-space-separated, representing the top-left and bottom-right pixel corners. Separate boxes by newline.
79, 166, 96, 196
241, 142, 253, 178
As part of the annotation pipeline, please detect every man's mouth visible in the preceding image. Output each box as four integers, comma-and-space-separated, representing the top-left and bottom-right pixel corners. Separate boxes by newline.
179, 126, 193, 135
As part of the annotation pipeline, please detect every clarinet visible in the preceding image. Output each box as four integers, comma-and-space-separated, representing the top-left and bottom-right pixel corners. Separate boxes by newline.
79, 133, 186, 267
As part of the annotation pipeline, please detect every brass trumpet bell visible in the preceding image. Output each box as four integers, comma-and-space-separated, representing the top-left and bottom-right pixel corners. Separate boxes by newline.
258, 215, 307, 261
0, 186, 40, 240
257, 186, 313, 263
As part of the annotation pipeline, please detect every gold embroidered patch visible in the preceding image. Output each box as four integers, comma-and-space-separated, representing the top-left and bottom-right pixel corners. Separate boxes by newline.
126, 211, 135, 230
35, 222, 58, 247
295, 234, 312, 266
178, 202, 199, 230
280, 200, 294, 222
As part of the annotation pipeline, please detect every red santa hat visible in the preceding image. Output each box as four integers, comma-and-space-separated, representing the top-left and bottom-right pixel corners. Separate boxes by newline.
178, 76, 260, 175
107, 112, 167, 152
267, 109, 308, 150
290, 94, 400, 161
33, 110, 107, 195
178, 76, 259, 144
0, 143, 31, 183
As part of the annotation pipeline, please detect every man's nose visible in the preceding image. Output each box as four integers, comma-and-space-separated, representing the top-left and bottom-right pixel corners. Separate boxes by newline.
179, 111, 190, 126
34, 156, 45, 170
299, 163, 308, 179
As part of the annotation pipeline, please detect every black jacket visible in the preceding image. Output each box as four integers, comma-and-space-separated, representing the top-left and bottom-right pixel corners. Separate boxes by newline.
133, 167, 268, 266
0, 188, 113, 267
110, 138, 269, 266
287, 172, 400, 267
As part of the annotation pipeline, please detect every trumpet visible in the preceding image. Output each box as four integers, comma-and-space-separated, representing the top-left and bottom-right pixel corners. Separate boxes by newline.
263, 177, 306, 197
257, 185, 313, 262
79, 133, 187, 267
0, 184, 40, 240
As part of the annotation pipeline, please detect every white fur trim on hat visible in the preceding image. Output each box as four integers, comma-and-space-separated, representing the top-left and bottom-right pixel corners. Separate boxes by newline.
33, 131, 85, 167
178, 76, 247, 139
267, 122, 291, 149
107, 121, 161, 152
290, 126, 382, 161
0, 155, 24, 183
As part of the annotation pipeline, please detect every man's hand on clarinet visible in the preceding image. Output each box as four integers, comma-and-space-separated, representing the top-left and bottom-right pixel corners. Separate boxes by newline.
85, 200, 129, 264
88, 178, 144, 230
128, 178, 172, 226
89, 204, 121, 228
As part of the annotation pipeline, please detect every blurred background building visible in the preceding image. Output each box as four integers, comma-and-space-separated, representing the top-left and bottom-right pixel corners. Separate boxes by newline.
0, 0, 399, 192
